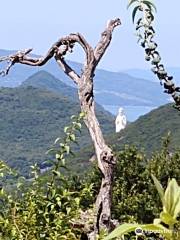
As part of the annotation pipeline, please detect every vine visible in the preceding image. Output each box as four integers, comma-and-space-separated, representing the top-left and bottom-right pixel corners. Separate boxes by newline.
128, 0, 180, 110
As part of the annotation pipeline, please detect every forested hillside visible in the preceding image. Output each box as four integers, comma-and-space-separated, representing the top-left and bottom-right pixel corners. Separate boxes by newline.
1, 78, 180, 177
112, 103, 180, 153
0, 84, 114, 176
21, 70, 78, 100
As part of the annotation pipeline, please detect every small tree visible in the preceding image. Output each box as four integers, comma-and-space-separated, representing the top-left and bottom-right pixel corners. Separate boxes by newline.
0, 18, 121, 237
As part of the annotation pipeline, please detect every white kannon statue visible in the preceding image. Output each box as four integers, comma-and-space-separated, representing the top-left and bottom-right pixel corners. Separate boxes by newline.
115, 107, 127, 133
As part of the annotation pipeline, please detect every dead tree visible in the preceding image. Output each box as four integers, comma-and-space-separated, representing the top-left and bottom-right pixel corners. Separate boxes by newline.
0, 18, 121, 237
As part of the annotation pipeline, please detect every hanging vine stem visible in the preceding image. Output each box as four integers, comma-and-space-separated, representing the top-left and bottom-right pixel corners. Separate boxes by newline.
128, 0, 180, 110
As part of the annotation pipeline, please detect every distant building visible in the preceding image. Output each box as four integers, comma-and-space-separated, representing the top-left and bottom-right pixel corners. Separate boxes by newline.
115, 107, 127, 133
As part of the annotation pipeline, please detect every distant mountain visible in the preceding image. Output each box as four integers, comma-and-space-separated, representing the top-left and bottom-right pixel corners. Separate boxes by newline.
0, 49, 81, 88
21, 70, 78, 100
94, 70, 167, 106
112, 103, 180, 154
0, 85, 114, 176
122, 68, 157, 82
20, 70, 114, 119
0, 49, 170, 121
124, 67, 180, 85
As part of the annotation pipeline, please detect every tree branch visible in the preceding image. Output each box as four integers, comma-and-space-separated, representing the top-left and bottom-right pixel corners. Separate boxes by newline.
0, 46, 58, 76
94, 18, 121, 67
0, 49, 34, 76
54, 33, 94, 83
0, 33, 93, 78
55, 56, 80, 84
0, 20, 120, 82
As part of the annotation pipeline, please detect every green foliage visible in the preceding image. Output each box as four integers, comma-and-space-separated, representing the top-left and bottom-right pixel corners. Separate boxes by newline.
0, 160, 14, 178
128, 0, 180, 109
128, 0, 156, 24
112, 145, 154, 223
152, 176, 180, 226
1, 120, 180, 239
105, 177, 180, 240
128, 0, 157, 14
0, 113, 93, 239
87, 134, 180, 228
112, 135, 180, 224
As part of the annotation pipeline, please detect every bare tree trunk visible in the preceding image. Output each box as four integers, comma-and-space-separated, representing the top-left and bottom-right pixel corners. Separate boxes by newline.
0, 18, 121, 237
78, 74, 116, 235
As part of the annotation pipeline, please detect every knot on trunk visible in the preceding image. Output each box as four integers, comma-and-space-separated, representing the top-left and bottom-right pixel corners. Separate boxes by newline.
85, 91, 93, 104
100, 150, 116, 165
101, 213, 110, 225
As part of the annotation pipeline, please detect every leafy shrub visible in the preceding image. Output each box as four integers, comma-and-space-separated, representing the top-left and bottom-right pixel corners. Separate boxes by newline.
87, 134, 180, 226
0, 112, 94, 239
105, 176, 180, 240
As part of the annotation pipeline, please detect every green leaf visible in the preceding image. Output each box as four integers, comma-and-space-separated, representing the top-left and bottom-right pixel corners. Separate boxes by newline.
51, 189, 56, 198
151, 174, 165, 205
55, 153, 61, 160
74, 197, 80, 206
142, 0, 157, 12
17, 182, 23, 189
164, 178, 180, 218
52, 170, 61, 177
79, 112, 86, 118
104, 223, 172, 240
64, 126, 70, 133
173, 192, 180, 220
71, 115, 77, 120
153, 218, 161, 225
60, 143, 65, 147
127, 0, 139, 9
141, 224, 172, 239
132, 6, 140, 23
69, 134, 76, 142
75, 122, 82, 130
64, 145, 70, 154
160, 212, 177, 226
54, 137, 61, 144
61, 158, 66, 166
104, 224, 140, 240
46, 148, 56, 155
0, 188, 4, 195
66, 207, 71, 215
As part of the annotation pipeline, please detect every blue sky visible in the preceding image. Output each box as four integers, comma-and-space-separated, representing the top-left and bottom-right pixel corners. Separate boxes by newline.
0, 0, 179, 71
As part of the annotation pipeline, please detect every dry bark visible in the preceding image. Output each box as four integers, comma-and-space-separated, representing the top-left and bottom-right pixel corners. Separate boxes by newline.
0, 18, 121, 237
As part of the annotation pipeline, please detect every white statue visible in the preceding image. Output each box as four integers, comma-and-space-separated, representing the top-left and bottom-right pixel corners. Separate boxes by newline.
115, 107, 127, 133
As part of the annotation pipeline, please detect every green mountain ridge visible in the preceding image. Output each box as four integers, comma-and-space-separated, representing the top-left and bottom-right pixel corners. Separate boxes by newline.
112, 103, 180, 153
0, 49, 169, 108
21, 70, 78, 100
0, 73, 115, 176
1, 69, 179, 177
